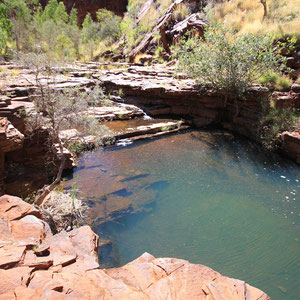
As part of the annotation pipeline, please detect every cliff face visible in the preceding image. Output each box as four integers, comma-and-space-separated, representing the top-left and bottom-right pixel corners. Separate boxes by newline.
0, 194, 270, 300
40, 0, 128, 24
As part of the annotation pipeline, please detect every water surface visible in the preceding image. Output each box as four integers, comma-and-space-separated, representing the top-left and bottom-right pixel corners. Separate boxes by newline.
65, 131, 300, 300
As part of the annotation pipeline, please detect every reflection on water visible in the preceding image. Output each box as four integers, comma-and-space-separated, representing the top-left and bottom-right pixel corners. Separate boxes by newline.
64, 130, 300, 300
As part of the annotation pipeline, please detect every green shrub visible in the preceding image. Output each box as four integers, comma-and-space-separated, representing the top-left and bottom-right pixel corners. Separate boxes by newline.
177, 24, 285, 100
257, 104, 299, 149
259, 72, 292, 91
96, 9, 121, 41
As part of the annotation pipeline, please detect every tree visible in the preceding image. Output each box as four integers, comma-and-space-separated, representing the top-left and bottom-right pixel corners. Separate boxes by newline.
19, 53, 109, 205
69, 8, 78, 26
81, 13, 99, 59
54, 1, 68, 24
3, 0, 33, 51
0, 4, 12, 54
96, 9, 122, 41
260, 0, 268, 19
41, 0, 58, 22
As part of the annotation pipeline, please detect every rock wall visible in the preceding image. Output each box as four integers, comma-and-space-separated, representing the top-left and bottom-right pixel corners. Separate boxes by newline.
100, 65, 300, 164
39, 0, 128, 24
100, 66, 269, 137
0, 106, 73, 197
0, 194, 270, 299
0, 118, 24, 196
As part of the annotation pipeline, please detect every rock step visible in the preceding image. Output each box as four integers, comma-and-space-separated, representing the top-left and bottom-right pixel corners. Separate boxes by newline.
10, 96, 31, 102
121, 124, 190, 143
105, 119, 184, 140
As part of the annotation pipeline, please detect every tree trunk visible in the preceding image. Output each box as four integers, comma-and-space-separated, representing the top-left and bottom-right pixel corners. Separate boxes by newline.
260, 0, 267, 19
34, 143, 66, 206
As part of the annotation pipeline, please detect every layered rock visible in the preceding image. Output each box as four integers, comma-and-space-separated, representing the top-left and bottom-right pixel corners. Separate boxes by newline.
99, 65, 269, 137
0, 194, 270, 299
0, 65, 95, 197
39, 0, 128, 24
281, 131, 300, 164
99, 65, 300, 164
0, 118, 24, 195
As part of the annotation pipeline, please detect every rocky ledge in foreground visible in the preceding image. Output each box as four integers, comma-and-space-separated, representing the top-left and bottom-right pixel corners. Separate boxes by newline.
0, 195, 269, 300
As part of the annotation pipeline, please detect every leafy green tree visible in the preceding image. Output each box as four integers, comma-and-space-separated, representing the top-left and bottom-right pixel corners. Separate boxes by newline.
54, 2, 68, 24
69, 8, 78, 26
81, 13, 99, 59
4, 0, 33, 51
41, 0, 58, 22
96, 9, 121, 41
0, 4, 12, 54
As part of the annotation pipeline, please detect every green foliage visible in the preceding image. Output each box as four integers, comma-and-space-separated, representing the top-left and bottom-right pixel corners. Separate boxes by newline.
177, 24, 285, 99
96, 9, 121, 41
67, 142, 89, 156
54, 2, 68, 24
259, 72, 292, 91
0, 4, 12, 53
69, 8, 78, 26
41, 0, 58, 22
257, 103, 299, 149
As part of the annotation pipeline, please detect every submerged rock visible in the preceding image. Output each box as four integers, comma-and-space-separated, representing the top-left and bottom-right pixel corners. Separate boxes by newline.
0, 194, 269, 299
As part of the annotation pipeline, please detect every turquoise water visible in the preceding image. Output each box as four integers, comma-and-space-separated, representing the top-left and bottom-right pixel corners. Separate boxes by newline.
66, 131, 300, 299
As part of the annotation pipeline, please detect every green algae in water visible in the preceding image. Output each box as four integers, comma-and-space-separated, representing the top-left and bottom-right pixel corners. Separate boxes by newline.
65, 131, 300, 300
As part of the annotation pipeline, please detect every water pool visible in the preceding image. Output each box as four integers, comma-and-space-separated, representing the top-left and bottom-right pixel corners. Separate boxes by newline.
65, 131, 300, 299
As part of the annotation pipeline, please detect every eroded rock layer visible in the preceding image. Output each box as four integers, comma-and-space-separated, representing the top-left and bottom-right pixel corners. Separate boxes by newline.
0, 194, 269, 300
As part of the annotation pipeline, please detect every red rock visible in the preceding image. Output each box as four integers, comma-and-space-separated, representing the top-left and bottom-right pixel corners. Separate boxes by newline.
0, 195, 41, 221
0, 267, 32, 294
68, 226, 99, 260
0, 244, 26, 269
281, 131, 300, 164
21, 250, 53, 269
10, 215, 49, 246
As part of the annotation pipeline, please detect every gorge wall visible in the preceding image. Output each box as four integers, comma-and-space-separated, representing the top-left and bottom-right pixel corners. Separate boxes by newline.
39, 0, 128, 24
100, 65, 300, 164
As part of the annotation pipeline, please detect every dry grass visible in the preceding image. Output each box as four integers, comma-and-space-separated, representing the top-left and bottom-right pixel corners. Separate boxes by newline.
140, 4, 160, 29
158, 0, 173, 12
40, 191, 87, 233
214, 0, 300, 37
173, 3, 190, 21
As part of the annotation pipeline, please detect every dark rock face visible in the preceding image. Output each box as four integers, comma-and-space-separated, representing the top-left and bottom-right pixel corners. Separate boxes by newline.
40, 0, 128, 24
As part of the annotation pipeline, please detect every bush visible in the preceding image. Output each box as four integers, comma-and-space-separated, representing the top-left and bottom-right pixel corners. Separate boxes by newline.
96, 9, 121, 41
257, 104, 299, 149
177, 24, 284, 100
259, 72, 292, 91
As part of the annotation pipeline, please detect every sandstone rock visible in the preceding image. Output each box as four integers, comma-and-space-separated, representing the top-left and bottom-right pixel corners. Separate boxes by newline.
105, 252, 270, 300
0, 195, 41, 221
10, 215, 50, 246
281, 131, 300, 164
0, 245, 26, 269
0, 117, 24, 153
0, 267, 32, 294
291, 83, 300, 93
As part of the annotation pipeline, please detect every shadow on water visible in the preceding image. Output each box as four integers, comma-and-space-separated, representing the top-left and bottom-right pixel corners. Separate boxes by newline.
120, 174, 150, 182
97, 202, 157, 268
